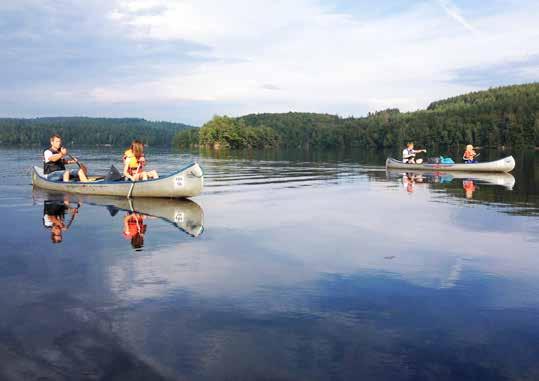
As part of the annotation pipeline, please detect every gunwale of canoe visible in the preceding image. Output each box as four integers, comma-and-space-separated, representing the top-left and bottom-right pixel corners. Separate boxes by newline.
385, 156, 515, 173
32, 162, 204, 198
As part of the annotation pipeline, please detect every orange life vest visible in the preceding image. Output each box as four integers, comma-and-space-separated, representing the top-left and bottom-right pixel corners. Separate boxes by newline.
463, 180, 476, 192
123, 149, 145, 175
463, 150, 476, 160
123, 214, 145, 239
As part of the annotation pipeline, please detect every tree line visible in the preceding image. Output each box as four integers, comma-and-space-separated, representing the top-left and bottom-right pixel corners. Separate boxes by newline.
174, 82, 539, 150
0, 117, 193, 147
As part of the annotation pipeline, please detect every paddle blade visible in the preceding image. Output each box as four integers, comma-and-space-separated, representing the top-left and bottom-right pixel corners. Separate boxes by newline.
106, 205, 120, 216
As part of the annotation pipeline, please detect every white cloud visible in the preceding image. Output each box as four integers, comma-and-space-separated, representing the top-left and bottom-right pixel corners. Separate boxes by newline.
102, 0, 539, 120
2, 0, 538, 122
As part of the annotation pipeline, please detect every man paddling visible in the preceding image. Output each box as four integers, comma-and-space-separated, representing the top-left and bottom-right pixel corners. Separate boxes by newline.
44, 134, 89, 182
402, 142, 427, 164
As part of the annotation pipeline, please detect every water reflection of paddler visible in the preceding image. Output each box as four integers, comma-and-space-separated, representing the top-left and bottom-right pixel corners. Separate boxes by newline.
123, 212, 147, 250
463, 180, 476, 199
43, 199, 79, 244
402, 173, 424, 193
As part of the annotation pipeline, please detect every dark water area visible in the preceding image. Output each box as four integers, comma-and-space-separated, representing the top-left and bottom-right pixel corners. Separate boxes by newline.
1, 147, 538, 380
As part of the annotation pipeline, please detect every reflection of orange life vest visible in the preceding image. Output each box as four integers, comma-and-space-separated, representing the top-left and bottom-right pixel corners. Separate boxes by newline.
123, 149, 145, 175
463, 150, 476, 160
123, 214, 145, 239
463, 180, 476, 192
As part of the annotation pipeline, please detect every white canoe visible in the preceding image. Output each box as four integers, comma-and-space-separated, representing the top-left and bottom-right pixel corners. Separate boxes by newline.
385, 156, 515, 173
32, 162, 204, 198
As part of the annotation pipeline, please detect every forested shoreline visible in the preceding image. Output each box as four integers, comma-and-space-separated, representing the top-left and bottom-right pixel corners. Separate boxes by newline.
0, 117, 193, 147
2, 84, 538, 150
174, 83, 539, 150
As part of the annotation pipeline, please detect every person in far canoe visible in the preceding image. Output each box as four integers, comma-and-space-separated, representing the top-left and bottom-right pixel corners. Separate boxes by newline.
463, 144, 478, 163
402, 142, 427, 164
44, 134, 89, 182
123, 140, 159, 181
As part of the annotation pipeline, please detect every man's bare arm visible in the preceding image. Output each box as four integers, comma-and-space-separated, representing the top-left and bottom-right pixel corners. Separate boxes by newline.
48, 152, 65, 162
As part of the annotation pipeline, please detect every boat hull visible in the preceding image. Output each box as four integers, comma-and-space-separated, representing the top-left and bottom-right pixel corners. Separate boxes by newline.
385, 156, 515, 173
32, 162, 204, 198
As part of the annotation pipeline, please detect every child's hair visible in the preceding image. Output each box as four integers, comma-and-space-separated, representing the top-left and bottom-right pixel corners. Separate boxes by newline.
131, 140, 144, 158
131, 233, 144, 249
466, 144, 474, 151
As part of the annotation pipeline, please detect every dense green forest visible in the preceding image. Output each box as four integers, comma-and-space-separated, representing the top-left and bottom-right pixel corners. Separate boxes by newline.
174, 83, 539, 150
0, 117, 193, 147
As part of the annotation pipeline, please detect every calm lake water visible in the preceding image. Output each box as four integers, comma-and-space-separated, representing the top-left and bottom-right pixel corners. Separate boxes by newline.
1, 147, 538, 380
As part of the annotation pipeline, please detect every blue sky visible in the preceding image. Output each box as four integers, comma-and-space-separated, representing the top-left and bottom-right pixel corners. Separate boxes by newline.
1, 0, 537, 125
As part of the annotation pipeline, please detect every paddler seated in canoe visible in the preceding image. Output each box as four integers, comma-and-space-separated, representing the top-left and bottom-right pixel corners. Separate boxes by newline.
463, 144, 478, 163
44, 134, 89, 182
123, 140, 159, 181
402, 142, 427, 164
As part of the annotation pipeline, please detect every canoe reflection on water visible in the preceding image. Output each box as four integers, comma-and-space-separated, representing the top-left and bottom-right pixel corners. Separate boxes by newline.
34, 190, 204, 248
386, 170, 516, 198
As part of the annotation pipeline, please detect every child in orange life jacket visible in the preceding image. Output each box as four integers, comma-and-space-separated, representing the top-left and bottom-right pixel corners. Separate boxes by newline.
123, 140, 159, 181
463, 144, 478, 164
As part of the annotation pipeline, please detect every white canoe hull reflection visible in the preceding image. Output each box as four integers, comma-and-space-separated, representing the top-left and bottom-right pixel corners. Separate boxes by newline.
34, 190, 204, 237
386, 170, 516, 190
32, 162, 204, 198
385, 156, 515, 173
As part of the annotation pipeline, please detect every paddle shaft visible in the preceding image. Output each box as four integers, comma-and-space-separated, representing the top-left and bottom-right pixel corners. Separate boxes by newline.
65, 205, 79, 230
66, 153, 82, 168
128, 181, 136, 198
127, 164, 141, 198
127, 198, 142, 234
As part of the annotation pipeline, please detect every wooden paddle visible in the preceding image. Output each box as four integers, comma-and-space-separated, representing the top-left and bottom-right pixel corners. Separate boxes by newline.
127, 164, 141, 198
65, 152, 82, 168
66, 152, 92, 180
